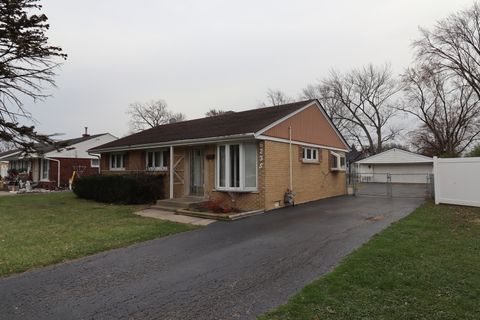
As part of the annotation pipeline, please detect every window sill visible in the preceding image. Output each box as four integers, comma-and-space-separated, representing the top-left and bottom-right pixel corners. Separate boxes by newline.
214, 188, 259, 193
146, 167, 168, 172
302, 160, 320, 164
109, 168, 125, 171
330, 168, 346, 172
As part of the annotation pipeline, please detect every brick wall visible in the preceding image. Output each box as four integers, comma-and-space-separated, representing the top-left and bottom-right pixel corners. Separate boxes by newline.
263, 140, 346, 210
44, 158, 100, 188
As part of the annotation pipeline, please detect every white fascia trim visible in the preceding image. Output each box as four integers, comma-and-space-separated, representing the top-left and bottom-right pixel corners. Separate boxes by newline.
256, 135, 349, 152
90, 133, 256, 153
254, 101, 317, 136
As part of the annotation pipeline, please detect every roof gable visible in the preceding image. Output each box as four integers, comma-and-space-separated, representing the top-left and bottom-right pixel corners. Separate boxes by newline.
258, 102, 349, 150
356, 148, 433, 164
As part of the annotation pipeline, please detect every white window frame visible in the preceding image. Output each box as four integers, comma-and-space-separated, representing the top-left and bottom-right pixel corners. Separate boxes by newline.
216, 142, 258, 192
146, 149, 168, 171
40, 159, 50, 181
110, 153, 126, 170
330, 151, 346, 171
302, 147, 319, 162
90, 158, 100, 168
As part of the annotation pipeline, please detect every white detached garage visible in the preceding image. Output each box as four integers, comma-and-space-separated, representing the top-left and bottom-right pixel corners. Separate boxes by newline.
355, 148, 433, 184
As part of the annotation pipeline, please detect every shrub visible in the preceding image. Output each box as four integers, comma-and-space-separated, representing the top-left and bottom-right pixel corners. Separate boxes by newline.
73, 174, 164, 204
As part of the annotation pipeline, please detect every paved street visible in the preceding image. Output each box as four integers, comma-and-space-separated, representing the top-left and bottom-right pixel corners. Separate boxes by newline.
0, 195, 423, 320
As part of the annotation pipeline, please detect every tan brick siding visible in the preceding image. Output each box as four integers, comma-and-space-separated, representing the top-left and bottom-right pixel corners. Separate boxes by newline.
263, 140, 346, 210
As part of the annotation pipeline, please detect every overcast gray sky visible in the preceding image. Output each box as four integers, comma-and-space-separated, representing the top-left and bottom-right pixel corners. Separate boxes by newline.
25, 0, 474, 139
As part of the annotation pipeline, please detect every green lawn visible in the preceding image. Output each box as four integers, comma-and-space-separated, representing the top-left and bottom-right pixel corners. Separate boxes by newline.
260, 202, 480, 320
0, 192, 196, 278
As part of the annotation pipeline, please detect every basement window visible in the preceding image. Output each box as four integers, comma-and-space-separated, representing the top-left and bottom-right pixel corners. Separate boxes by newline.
216, 142, 257, 192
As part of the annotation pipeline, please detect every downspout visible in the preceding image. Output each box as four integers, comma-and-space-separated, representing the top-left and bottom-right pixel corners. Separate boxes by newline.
289, 126, 293, 191
45, 157, 61, 188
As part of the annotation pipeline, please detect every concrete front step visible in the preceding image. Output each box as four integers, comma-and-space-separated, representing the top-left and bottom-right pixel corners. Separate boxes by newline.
149, 205, 179, 213
153, 197, 206, 212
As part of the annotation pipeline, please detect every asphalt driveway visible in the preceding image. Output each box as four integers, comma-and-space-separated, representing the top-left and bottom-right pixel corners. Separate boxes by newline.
0, 195, 423, 320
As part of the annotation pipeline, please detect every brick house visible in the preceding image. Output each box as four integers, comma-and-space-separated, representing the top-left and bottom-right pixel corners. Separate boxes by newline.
0, 132, 117, 188
89, 100, 349, 211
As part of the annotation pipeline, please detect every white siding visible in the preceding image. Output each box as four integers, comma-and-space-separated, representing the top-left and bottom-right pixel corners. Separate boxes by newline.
434, 157, 480, 207
44, 134, 117, 159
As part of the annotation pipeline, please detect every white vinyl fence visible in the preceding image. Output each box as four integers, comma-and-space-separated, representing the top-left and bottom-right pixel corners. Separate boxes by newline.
434, 156, 480, 207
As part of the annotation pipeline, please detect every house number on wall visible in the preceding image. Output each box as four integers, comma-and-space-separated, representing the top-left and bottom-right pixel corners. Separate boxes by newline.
259, 141, 264, 169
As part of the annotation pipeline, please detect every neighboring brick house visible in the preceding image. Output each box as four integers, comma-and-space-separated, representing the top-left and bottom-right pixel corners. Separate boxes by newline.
89, 100, 349, 211
0, 132, 117, 188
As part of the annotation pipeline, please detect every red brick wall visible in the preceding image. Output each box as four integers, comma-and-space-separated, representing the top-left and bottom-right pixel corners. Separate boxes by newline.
47, 158, 99, 187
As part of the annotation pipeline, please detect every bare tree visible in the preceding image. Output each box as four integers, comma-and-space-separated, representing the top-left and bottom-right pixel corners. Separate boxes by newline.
260, 88, 294, 107
302, 64, 401, 153
127, 99, 186, 132
414, 2, 480, 100
0, 141, 15, 153
0, 0, 66, 149
205, 109, 234, 117
400, 65, 480, 157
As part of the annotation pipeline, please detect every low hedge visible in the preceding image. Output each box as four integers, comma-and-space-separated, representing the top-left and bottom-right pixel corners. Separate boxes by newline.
73, 174, 164, 204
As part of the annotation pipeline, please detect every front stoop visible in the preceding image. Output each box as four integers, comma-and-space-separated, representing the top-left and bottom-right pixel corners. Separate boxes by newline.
151, 197, 206, 212
176, 209, 264, 221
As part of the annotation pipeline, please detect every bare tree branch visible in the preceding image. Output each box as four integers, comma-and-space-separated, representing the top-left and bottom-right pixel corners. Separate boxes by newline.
0, 0, 67, 149
127, 99, 186, 132
301, 64, 401, 153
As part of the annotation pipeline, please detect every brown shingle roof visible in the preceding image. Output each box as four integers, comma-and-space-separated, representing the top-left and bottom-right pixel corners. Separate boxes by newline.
90, 100, 315, 151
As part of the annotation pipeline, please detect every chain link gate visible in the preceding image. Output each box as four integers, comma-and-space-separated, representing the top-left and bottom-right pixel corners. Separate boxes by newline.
353, 173, 433, 199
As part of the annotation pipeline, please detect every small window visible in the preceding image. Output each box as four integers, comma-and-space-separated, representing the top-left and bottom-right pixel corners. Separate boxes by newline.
330, 151, 346, 171
41, 159, 49, 180
146, 149, 168, 171
110, 153, 125, 170
302, 147, 319, 162
91, 158, 100, 168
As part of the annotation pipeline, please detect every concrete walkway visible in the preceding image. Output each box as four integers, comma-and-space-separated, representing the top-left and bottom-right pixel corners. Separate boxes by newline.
135, 208, 216, 226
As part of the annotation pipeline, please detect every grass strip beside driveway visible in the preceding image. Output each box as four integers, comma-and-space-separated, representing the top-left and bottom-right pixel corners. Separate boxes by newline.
260, 202, 480, 320
0, 192, 196, 277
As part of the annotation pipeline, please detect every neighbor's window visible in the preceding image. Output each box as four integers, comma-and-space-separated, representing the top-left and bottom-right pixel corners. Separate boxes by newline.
302, 147, 319, 162
91, 158, 100, 168
110, 153, 126, 170
41, 159, 49, 180
216, 142, 257, 191
146, 150, 168, 171
330, 151, 346, 171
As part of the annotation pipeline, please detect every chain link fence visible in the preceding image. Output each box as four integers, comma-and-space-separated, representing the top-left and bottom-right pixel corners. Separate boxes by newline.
352, 173, 434, 199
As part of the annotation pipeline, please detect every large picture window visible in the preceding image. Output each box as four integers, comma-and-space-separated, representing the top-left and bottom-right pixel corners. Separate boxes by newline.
146, 150, 168, 171
216, 142, 257, 191
110, 153, 126, 170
